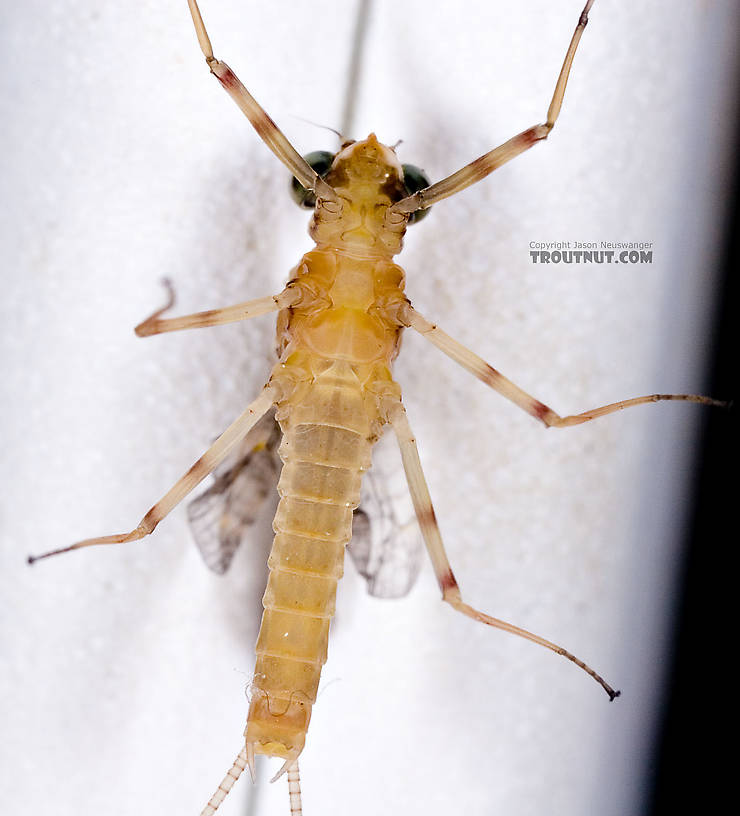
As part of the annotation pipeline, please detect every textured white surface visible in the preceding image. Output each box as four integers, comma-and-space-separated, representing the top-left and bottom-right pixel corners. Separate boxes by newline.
1, 2, 737, 816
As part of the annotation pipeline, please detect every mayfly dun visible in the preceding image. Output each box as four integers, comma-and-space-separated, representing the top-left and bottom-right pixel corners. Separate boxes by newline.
6, 1, 737, 815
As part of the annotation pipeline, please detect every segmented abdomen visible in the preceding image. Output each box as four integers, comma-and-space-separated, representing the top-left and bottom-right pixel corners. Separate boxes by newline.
245, 360, 375, 760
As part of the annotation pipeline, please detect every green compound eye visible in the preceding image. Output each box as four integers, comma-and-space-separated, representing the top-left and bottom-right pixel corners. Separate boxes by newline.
290, 151, 336, 209
401, 164, 431, 224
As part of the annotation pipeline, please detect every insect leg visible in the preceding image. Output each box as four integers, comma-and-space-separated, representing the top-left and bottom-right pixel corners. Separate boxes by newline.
403, 305, 726, 427
391, 0, 595, 215
135, 280, 300, 337
387, 399, 618, 700
186, 0, 337, 202
28, 385, 276, 564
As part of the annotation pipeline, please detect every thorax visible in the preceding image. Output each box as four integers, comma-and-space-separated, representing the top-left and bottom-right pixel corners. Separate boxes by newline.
276, 248, 408, 367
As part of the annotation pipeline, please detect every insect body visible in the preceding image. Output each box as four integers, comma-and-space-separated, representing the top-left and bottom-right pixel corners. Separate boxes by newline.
25, 1, 727, 813
245, 138, 412, 765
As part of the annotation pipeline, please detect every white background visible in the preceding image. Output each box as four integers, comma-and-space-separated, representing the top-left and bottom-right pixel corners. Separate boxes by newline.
2, 2, 738, 815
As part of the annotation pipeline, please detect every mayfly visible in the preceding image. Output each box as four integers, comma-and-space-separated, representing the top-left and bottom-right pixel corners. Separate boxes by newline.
20, 0, 732, 812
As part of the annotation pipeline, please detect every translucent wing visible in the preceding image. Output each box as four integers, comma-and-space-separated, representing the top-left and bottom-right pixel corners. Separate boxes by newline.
188, 409, 423, 596
187, 409, 281, 574
349, 432, 424, 599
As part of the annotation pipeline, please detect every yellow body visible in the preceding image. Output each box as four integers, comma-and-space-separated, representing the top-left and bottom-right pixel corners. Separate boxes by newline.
245, 135, 410, 760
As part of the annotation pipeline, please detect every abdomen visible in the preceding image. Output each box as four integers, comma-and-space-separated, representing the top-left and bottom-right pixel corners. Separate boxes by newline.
245, 359, 376, 760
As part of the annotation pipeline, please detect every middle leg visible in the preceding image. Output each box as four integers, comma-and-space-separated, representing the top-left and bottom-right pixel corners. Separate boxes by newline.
135, 280, 300, 337
402, 304, 725, 427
